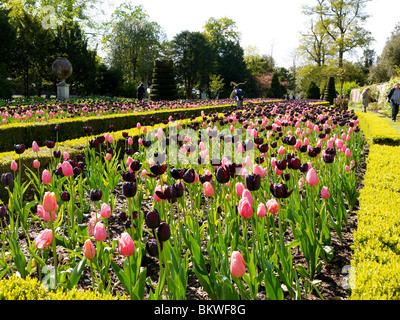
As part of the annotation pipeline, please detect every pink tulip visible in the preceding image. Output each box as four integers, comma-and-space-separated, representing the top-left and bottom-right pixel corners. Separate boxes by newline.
137, 122, 141, 130
242, 189, 253, 205
43, 191, 58, 213
230, 251, 246, 278
266, 199, 279, 214
253, 164, 266, 177
238, 197, 253, 219
203, 182, 215, 197
128, 137, 133, 145
94, 222, 107, 242
118, 232, 135, 257
35, 229, 53, 249
32, 141, 40, 152
33, 159, 40, 169
83, 239, 96, 260
143, 126, 148, 134
321, 186, 330, 199
345, 165, 350, 172
42, 169, 52, 184
306, 168, 319, 186
235, 182, 245, 197
345, 148, 352, 158
63, 152, 69, 161
257, 203, 267, 217
100, 203, 111, 219
11, 160, 17, 171
278, 146, 285, 155
105, 153, 112, 161
61, 161, 74, 177
298, 177, 305, 189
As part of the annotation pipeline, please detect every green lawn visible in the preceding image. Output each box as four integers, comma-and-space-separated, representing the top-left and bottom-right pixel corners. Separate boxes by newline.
352, 103, 400, 133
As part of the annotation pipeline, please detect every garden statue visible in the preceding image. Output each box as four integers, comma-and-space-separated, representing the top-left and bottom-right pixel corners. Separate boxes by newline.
52, 56, 73, 101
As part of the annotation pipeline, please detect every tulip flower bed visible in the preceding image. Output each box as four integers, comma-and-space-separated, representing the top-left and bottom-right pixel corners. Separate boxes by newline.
0, 100, 364, 300
0, 99, 283, 154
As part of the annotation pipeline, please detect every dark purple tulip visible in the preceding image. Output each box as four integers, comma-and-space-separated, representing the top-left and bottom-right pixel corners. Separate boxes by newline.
156, 221, 171, 242
109, 125, 115, 131
150, 164, 167, 176
270, 142, 278, 149
215, 166, 230, 184
199, 173, 213, 184
146, 238, 162, 257
1, 173, 13, 188
125, 148, 134, 155
245, 174, 261, 191
118, 211, 128, 222
122, 132, 129, 138
142, 140, 152, 148
90, 189, 102, 201
73, 167, 82, 175
290, 158, 301, 170
45, 140, 56, 149
258, 144, 269, 153
89, 139, 100, 148
300, 163, 309, 173
53, 150, 61, 158
83, 126, 93, 134
299, 145, 308, 153
130, 160, 142, 172
54, 125, 60, 132
60, 191, 70, 202
270, 183, 293, 199
170, 167, 185, 180
323, 154, 335, 164
0, 206, 6, 219
123, 182, 137, 198
182, 168, 195, 183
97, 136, 106, 144
283, 173, 291, 181
287, 136, 297, 146
171, 182, 184, 198
276, 160, 288, 171
308, 147, 320, 158
145, 209, 161, 229
14, 144, 26, 154
122, 171, 136, 182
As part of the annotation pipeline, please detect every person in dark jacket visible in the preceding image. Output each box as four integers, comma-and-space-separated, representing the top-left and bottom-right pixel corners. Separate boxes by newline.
137, 83, 145, 101
234, 86, 244, 108
387, 83, 400, 122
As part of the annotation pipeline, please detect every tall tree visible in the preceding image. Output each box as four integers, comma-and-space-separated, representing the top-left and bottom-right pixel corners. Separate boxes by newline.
304, 0, 373, 94
172, 30, 214, 99
103, 4, 164, 89
298, 19, 335, 66
369, 24, 400, 83
0, 8, 16, 99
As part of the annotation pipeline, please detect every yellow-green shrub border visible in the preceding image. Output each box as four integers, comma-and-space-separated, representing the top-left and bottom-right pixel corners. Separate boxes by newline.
0, 274, 127, 300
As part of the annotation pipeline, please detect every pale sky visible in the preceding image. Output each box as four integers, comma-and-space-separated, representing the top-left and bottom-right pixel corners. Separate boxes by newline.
94, 0, 400, 68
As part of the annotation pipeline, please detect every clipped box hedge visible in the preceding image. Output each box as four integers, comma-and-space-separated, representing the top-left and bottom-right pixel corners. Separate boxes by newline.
350, 144, 400, 300
0, 103, 240, 153
355, 112, 400, 146
0, 274, 125, 300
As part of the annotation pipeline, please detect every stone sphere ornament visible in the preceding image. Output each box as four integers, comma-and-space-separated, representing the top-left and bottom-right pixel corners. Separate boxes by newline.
52, 57, 73, 82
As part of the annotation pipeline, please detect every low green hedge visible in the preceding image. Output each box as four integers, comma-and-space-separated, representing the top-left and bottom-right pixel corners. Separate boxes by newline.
356, 112, 400, 146
0, 274, 126, 300
350, 144, 400, 300
0, 103, 234, 153
0, 100, 282, 153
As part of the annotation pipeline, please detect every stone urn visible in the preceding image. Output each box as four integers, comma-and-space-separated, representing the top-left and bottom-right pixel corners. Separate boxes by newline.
52, 57, 72, 100
52, 57, 73, 82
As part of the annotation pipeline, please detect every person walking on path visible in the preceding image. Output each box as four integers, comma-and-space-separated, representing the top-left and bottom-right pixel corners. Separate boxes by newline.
137, 83, 146, 101
388, 83, 400, 122
361, 87, 370, 113
234, 86, 244, 108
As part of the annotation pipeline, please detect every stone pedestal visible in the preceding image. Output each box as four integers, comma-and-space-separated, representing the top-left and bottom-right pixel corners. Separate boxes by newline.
56, 81, 70, 101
